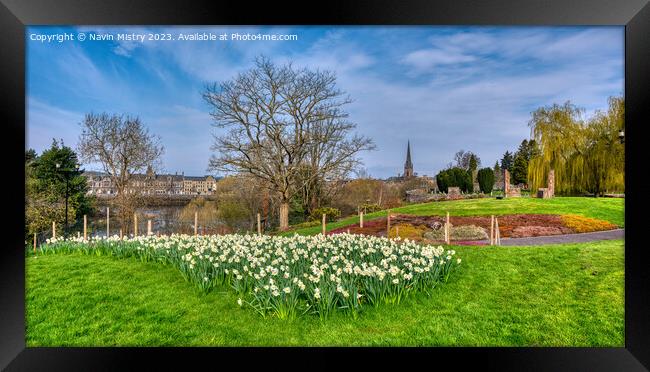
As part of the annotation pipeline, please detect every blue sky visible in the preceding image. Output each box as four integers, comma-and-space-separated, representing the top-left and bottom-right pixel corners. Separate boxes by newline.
26, 26, 623, 178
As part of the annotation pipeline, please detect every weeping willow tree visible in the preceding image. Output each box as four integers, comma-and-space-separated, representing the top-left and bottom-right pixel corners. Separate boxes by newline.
528, 97, 624, 195
583, 97, 625, 195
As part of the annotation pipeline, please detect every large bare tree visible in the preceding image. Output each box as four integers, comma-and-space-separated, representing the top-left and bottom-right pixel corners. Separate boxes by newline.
78, 113, 164, 233
203, 57, 374, 230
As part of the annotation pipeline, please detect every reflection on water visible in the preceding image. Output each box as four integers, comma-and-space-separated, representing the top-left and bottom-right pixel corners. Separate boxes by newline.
84, 205, 226, 237
138, 206, 185, 234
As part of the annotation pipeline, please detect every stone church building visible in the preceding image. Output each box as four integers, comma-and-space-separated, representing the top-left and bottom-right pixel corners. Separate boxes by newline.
403, 140, 414, 179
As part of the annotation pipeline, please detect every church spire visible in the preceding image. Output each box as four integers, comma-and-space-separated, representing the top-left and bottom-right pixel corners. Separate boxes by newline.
404, 140, 414, 178
406, 141, 412, 167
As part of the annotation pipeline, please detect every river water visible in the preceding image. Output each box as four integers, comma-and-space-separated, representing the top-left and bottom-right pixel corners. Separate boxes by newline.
84, 205, 213, 237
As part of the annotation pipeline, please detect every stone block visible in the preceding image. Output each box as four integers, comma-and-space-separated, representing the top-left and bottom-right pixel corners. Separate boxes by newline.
447, 187, 461, 199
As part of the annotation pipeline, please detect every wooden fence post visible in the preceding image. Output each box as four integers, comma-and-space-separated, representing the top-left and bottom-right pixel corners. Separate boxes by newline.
386, 210, 391, 237
445, 212, 451, 244
134, 213, 138, 236
83, 214, 87, 240
359, 212, 364, 228
106, 207, 110, 238
147, 220, 152, 236
33, 233, 37, 254
322, 213, 326, 235
52, 221, 56, 239
257, 213, 261, 236
194, 211, 198, 236
119, 229, 123, 240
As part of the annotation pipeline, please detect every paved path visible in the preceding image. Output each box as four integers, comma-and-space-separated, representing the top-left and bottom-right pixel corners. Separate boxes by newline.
477, 228, 624, 246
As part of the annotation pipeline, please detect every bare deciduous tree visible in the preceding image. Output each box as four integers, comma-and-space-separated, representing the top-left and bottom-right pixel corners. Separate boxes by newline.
453, 150, 481, 171
203, 56, 374, 230
297, 115, 374, 217
78, 113, 164, 233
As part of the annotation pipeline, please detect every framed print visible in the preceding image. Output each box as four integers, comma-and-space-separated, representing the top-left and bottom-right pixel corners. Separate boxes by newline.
1, 0, 649, 370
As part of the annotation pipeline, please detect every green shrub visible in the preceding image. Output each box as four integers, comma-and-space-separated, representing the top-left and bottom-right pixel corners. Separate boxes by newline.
308, 207, 341, 222
436, 167, 472, 193
360, 203, 382, 213
477, 167, 495, 194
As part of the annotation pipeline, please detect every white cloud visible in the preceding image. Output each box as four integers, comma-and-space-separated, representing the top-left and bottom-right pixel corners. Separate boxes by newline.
280, 29, 375, 74
402, 48, 476, 71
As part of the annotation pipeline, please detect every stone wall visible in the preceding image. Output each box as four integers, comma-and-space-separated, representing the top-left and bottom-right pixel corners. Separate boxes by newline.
536, 169, 555, 198
547, 169, 555, 198
503, 169, 521, 197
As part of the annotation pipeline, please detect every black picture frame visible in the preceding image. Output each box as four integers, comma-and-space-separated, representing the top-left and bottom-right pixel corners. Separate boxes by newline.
1, 0, 649, 370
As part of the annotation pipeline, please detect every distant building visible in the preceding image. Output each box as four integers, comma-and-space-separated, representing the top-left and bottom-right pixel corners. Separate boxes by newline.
183, 175, 218, 195
85, 171, 115, 195
385, 140, 416, 182
403, 140, 414, 179
84, 167, 219, 196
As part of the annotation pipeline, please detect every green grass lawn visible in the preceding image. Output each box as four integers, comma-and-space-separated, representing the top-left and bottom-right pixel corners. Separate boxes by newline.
26, 239, 624, 346
284, 197, 624, 236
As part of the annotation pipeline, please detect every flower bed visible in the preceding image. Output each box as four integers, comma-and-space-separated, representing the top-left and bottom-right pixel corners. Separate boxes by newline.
40, 233, 461, 320
388, 223, 429, 240
327, 213, 617, 242
560, 214, 618, 233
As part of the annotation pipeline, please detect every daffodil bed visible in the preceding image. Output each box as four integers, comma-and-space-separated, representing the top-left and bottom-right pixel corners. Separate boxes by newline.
40, 233, 461, 319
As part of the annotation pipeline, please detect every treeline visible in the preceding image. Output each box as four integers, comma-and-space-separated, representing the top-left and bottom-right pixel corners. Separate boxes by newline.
496, 139, 539, 187
174, 174, 425, 233
495, 96, 624, 195
25, 140, 95, 240
435, 150, 495, 194
432, 96, 624, 197
527, 97, 624, 195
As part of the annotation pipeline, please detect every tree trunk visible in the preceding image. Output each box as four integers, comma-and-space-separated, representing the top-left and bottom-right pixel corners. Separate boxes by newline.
279, 202, 290, 231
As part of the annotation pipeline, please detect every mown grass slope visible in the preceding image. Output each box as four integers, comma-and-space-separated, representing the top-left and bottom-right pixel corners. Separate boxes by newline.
26, 239, 624, 346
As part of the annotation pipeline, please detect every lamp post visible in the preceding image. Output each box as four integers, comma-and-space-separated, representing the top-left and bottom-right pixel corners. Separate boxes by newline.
56, 162, 80, 238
